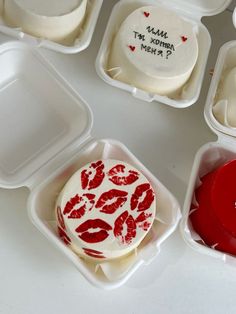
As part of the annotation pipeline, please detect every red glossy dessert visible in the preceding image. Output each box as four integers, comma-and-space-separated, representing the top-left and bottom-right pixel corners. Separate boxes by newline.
211, 160, 236, 238
190, 160, 236, 256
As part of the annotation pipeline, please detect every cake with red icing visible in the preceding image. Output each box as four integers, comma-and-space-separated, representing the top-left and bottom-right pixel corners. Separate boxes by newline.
190, 160, 236, 255
55, 159, 156, 261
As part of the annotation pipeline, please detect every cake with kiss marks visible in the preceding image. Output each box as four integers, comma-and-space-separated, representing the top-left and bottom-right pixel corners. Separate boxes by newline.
55, 160, 156, 261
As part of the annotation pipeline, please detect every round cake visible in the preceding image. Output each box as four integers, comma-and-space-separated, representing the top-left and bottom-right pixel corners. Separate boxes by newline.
55, 160, 156, 261
108, 5, 199, 96
213, 67, 236, 128
4, 0, 87, 43
190, 160, 236, 255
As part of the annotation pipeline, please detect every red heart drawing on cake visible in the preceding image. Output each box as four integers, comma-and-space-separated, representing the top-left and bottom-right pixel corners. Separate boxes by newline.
144, 12, 150, 17
181, 36, 188, 42
128, 45, 136, 52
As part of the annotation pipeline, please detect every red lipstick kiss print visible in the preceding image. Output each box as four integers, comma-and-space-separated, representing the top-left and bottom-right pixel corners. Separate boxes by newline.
57, 206, 65, 230
135, 212, 152, 231
114, 211, 136, 244
128, 45, 136, 52
181, 36, 188, 42
76, 219, 112, 243
83, 248, 106, 259
63, 193, 95, 219
131, 183, 155, 212
108, 164, 139, 186
81, 160, 105, 190
95, 189, 128, 214
58, 226, 71, 245
144, 11, 150, 17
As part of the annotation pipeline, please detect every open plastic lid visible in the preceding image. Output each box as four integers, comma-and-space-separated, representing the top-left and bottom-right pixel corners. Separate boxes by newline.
166, 0, 232, 16
0, 41, 93, 189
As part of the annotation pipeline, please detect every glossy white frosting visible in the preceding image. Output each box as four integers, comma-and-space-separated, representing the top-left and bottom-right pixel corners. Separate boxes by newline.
55, 160, 156, 261
108, 5, 199, 96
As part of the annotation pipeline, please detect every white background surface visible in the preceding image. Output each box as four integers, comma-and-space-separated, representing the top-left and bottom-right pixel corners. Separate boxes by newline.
0, 1, 236, 313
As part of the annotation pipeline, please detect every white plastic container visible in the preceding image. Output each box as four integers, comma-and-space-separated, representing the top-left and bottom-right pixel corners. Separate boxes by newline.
233, 7, 236, 28
96, 0, 232, 108
0, 0, 103, 54
4, 0, 87, 44
0, 41, 180, 289
180, 11, 236, 264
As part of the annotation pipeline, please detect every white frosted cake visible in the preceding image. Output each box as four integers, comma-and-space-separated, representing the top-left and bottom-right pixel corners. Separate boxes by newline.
4, 0, 87, 43
55, 160, 156, 261
108, 5, 199, 96
213, 67, 236, 128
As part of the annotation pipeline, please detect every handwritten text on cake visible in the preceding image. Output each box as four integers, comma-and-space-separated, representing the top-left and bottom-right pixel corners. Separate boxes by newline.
132, 26, 176, 59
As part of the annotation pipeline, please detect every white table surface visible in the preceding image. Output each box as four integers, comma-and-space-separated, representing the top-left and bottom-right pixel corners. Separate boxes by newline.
1, 1, 236, 313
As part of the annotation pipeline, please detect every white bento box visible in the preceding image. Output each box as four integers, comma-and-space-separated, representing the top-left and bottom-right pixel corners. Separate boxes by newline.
0, 41, 181, 289
180, 9, 236, 264
96, 0, 232, 108
0, 0, 103, 54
